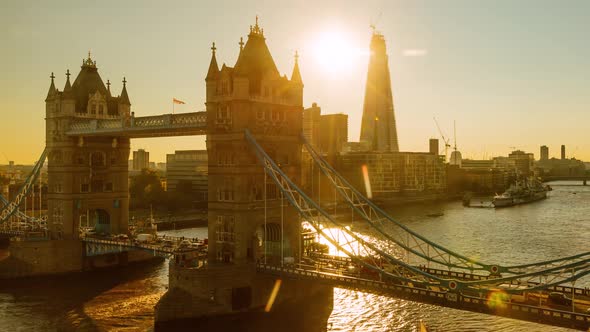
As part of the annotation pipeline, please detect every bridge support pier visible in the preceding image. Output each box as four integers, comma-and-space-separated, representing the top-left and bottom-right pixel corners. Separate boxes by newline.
583, 179, 587, 186
155, 264, 333, 331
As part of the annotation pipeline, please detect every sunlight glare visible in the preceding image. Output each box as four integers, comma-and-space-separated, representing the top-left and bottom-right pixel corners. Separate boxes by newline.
311, 28, 365, 73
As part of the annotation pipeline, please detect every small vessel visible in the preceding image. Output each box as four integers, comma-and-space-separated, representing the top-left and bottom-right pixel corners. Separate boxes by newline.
493, 178, 549, 208
426, 212, 444, 217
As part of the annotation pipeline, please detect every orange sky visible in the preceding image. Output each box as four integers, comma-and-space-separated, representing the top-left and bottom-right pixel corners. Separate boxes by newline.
2, 1, 590, 164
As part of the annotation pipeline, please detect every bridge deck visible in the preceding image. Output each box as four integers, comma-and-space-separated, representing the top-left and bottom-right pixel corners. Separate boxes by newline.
257, 264, 590, 331
82, 235, 206, 256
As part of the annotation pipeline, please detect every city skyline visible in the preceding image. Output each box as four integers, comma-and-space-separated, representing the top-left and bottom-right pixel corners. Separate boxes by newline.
2, 0, 590, 163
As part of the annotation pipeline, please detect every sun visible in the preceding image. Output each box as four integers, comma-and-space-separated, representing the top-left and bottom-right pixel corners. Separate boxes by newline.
311, 29, 363, 73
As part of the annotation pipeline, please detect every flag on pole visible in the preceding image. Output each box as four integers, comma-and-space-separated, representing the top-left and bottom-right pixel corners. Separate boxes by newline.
173, 98, 186, 104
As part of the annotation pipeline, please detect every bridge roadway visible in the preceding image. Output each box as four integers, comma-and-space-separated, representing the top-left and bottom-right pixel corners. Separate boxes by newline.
0, 229, 207, 258
82, 235, 206, 257
254, 257, 590, 331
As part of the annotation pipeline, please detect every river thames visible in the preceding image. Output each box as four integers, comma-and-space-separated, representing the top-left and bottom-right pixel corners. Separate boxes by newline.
0, 181, 587, 331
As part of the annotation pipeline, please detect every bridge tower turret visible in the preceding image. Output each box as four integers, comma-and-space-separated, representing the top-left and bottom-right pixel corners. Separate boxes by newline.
45, 54, 131, 239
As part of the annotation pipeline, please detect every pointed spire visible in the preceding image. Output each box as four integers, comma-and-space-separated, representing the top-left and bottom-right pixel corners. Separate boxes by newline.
82, 50, 97, 68
64, 69, 72, 91
206, 42, 220, 81
239, 37, 244, 52
249, 15, 264, 37
291, 50, 302, 83
45, 72, 56, 101
119, 77, 130, 105
106, 79, 111, 94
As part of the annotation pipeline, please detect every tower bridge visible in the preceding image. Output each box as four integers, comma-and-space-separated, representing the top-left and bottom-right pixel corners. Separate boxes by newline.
2, 19, 590, 330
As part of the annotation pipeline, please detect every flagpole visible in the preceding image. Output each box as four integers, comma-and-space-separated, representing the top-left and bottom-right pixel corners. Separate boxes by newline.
172, 99, 175, 114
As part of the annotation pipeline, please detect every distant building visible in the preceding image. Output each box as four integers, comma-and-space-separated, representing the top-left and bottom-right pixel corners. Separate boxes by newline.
447, 165, 509, 195
461, 159, 495, 170
321, 30, 446, 203
507, 150, 534, 175
132, 149, 149, 170
360, 30, 399, 152
455, 159, 511, 193
166, 150, 208, 202
341, 141, 372, 153
449, 150, 462, 167
303, 103, 321, 148
429, 139, 439, 156
319, 113, 348, 155
536, 157, 585, 177
540, 145, 549, 161
156, 162, 166, 171
339, 148, 446, 200
561, 145, 566, 160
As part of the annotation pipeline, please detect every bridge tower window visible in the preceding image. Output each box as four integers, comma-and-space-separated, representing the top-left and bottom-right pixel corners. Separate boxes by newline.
216, 105, 232, 124
91, 152, 106, 167
91, 180, 103, 193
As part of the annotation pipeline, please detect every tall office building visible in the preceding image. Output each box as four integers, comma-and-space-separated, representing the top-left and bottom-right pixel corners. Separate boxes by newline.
561, 145, 566, 160
132, 149, 149, 170
540, 145, 549, 161
166, 150, 208, 201
429, 139, 439, 156
303, 103, 322, 148
360, 30, 399, 152
319, 113, 348, 154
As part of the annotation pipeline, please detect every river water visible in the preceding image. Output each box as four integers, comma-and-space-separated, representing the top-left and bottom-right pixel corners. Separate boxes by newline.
0, 182, 587, 331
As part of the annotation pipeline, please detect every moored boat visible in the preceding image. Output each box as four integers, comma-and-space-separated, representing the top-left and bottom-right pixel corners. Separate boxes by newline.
492, 178, 549, 208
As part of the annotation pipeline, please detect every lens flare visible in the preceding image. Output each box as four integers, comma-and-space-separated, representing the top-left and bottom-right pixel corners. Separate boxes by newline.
486, 289, 509, 310
264, 279, 282, 312
362, 164, 372, 198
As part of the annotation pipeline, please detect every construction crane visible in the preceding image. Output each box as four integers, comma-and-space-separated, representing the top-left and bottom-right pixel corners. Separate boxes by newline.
433, 117, 451, 162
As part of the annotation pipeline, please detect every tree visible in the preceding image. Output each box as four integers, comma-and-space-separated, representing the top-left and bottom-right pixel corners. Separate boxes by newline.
129, 169, 165, 209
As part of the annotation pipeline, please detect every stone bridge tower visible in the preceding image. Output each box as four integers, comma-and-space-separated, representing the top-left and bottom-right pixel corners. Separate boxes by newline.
206, 19, 303, 265
157, 21, 333, 327
45, 54, 131, 239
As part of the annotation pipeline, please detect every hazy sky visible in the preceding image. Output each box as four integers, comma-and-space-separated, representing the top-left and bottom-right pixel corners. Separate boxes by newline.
1, 0, 589, 163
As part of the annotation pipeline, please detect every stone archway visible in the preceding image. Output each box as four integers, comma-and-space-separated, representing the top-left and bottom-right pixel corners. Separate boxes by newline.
94, 209, 111, 234
255, 222, 283, 264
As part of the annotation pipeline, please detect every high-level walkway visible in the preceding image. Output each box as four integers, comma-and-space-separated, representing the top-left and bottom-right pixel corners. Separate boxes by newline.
65, 112, 207, 138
